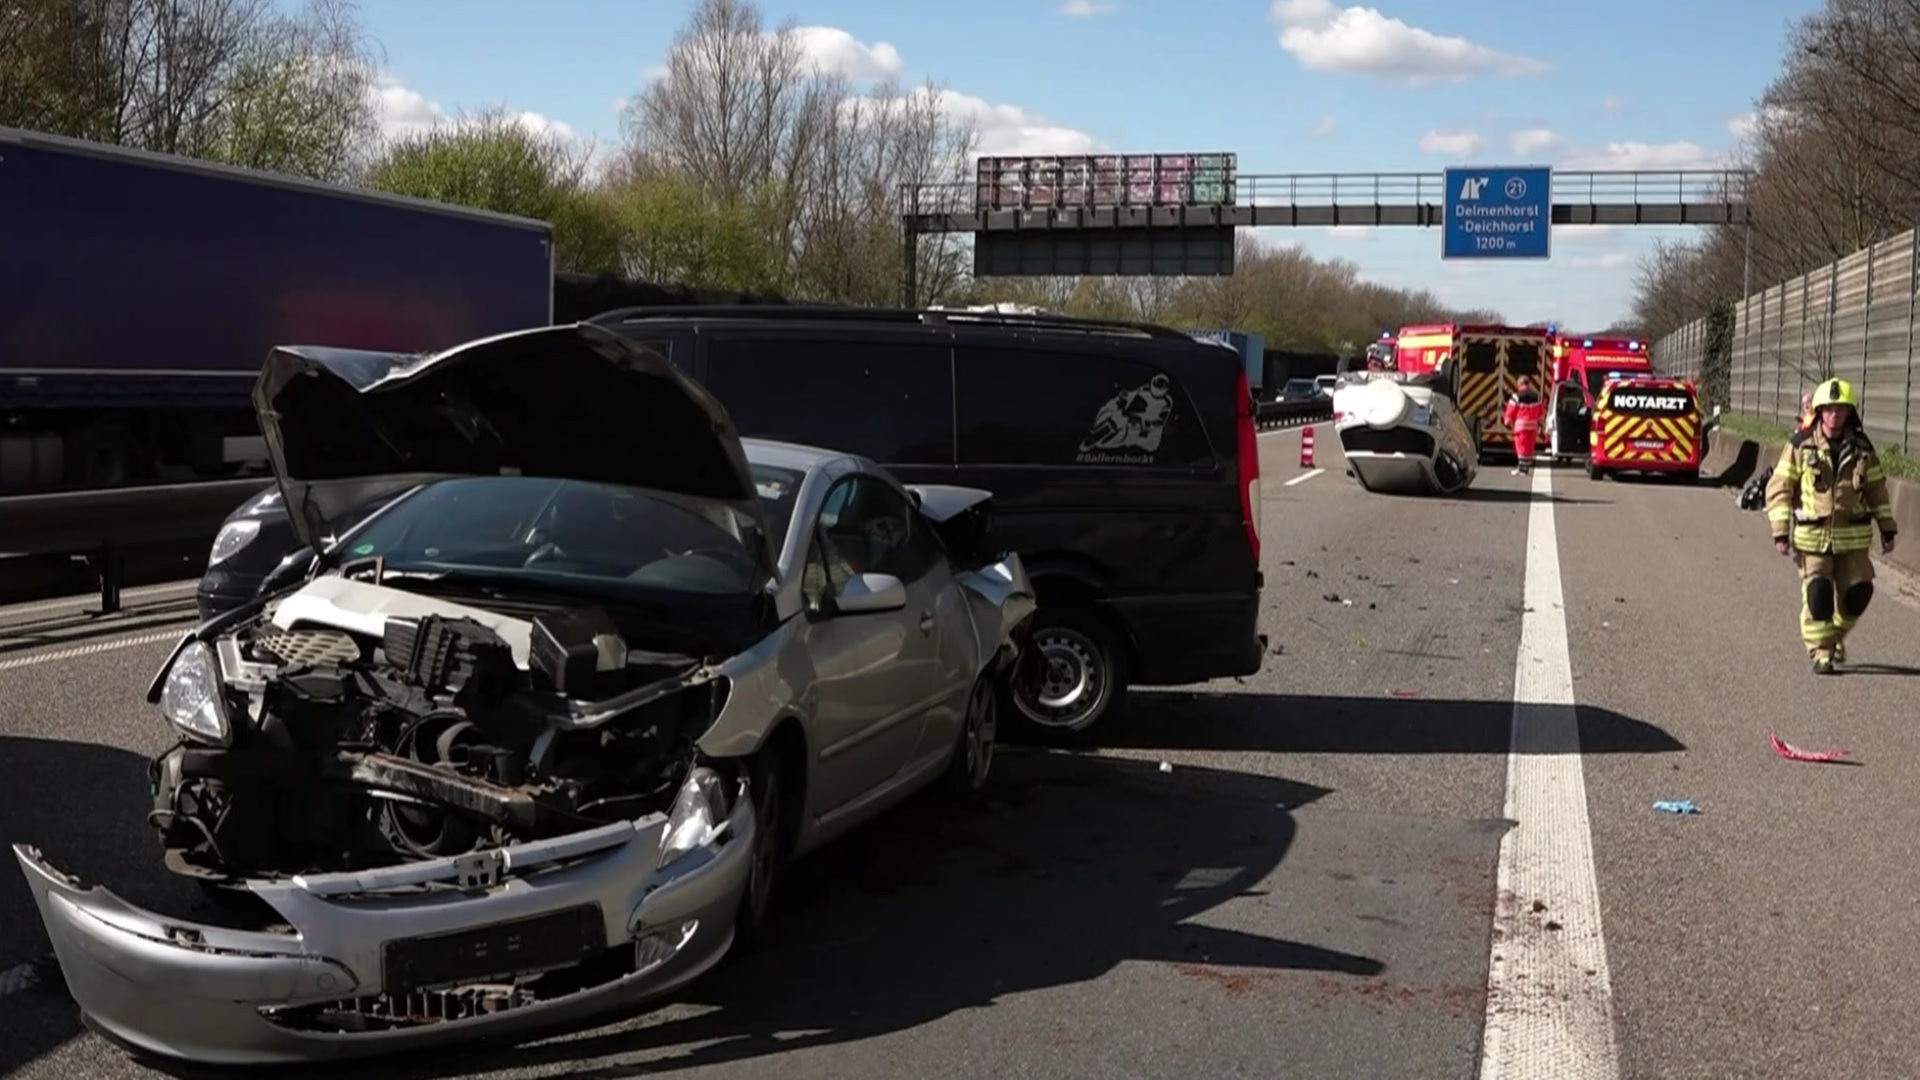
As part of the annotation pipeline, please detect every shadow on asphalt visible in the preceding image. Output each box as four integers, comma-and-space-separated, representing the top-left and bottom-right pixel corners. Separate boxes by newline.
1087, 690, 1686, 756
0, 736, 209, 1080
0, 597, 198, 657
1836, 662, 1920, 678
2, 742, 1375, 1080
1448, 487, 1610, 505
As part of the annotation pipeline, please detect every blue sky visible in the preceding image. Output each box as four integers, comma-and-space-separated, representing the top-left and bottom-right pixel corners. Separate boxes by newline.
339, 0, 1815, 331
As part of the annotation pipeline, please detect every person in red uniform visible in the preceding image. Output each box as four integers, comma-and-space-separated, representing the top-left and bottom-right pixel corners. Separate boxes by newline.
1503, 376, 1547, 475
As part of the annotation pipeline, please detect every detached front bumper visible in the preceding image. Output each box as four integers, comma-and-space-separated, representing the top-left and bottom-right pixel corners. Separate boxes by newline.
12, 772, 756, 1066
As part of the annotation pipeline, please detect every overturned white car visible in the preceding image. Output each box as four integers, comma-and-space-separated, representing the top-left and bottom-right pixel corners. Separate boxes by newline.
13, 323, 1038, 1066
1330, 371, 1480, 495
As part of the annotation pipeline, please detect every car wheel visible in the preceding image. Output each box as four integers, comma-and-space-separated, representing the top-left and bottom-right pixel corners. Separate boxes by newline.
944, 671, 999, 794
1011, 603, 1129, 741
734, 747, 790, 950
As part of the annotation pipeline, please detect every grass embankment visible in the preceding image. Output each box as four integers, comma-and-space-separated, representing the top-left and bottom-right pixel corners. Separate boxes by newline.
1717, 412, 1920, 480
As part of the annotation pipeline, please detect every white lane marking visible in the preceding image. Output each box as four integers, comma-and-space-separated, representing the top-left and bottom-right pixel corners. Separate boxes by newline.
0, 579, 200, 620
1284, 468, 1325, 487
0, 629, 182, 673
1478, 465, 1620, 1079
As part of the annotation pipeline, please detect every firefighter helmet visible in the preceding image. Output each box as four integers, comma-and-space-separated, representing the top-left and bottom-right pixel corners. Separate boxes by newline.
1810, 377, 1860, 411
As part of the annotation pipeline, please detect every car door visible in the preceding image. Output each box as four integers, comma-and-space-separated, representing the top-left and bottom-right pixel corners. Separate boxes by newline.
797, 474, 949, 822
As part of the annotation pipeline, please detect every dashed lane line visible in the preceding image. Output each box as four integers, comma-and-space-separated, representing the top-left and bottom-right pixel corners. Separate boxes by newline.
1283, 468, 1325, 487
0, 629, 182, 674
1477, 465, 1621, 1080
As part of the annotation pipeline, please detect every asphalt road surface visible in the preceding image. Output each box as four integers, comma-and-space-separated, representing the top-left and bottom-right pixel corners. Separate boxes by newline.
3, 426, 1918, 1080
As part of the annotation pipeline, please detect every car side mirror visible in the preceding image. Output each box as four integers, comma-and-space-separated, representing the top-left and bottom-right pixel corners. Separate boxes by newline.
833, 572, 907, 615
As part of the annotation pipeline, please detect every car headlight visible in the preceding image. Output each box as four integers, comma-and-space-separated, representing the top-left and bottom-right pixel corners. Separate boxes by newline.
658, 767, 729, 870
208, 519, 261, 567
159, 641, 230, 746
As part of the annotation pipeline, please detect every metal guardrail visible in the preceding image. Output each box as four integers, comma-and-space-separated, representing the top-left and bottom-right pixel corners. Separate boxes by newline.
903, 169, 1753, 216
2, 477, 269, 612
1256, 398, 1331, 428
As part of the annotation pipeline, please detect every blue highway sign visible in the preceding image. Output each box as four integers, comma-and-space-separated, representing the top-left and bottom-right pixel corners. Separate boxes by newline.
1442, 165, 1552, 259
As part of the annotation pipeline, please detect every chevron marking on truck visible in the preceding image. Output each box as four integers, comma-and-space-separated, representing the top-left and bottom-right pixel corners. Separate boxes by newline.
1599, 413, 1697, 461
1458, 370, 1509, 444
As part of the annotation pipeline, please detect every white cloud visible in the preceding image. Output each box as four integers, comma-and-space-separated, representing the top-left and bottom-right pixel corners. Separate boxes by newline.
1312, 115, 1337, 137
1268, 0, 1548, 85
1060, 0, 1118, 13
1508, 127, 1563, 155
1600, 94, 1622, 113
369, 73, 580, 147
789, 26, 904, 81
1728, 105, 1794, 142
1556, 140, 1729, 170
371, 75, 443, 142
902, 86, 1098, 156
1418, 127, 1483, 157
1566, 252, 1633, 269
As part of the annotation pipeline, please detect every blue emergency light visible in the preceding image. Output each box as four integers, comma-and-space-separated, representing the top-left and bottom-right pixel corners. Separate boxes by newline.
1628, 340, 1640, 350
1582, 338, 1593, 347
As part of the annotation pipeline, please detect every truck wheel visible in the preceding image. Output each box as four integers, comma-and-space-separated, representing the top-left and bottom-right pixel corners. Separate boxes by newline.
1010, 601, 1129, 743
1587, 460, 1607, 481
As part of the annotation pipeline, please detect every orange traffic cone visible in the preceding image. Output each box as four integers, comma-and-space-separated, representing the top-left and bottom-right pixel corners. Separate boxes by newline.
1300, 425, 1315, 467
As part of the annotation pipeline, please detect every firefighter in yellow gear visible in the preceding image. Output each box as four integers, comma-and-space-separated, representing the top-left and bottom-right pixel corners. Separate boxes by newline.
1764, 377, 1899, 673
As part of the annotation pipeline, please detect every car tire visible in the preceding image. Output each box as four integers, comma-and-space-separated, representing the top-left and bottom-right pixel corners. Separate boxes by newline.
943, 670, 999, 794
1010, 601, 1129, 742
733, 744, 793, 952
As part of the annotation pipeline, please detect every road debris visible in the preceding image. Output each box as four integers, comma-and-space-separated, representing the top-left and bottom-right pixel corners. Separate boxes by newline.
1769, 731, 1851, 764
1652, 799, 1701, 814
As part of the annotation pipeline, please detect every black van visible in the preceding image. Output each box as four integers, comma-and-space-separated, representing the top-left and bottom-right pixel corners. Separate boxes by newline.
585, 306, 1268, 738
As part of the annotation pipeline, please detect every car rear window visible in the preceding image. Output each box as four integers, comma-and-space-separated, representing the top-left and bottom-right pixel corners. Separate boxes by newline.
955, 346, 1214, 468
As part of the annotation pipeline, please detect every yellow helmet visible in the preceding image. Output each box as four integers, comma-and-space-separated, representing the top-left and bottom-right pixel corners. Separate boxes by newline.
1810, 377, 1859, 410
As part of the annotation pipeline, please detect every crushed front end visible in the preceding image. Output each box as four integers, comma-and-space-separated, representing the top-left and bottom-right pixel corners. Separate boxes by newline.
15, 578, 762, 1065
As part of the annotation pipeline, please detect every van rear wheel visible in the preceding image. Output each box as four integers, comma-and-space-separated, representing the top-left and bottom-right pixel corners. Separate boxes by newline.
1010, 602, 1128, 742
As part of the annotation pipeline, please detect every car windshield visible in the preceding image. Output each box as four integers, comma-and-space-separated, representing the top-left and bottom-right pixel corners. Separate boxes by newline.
1283, 379, 1315, 395
338, 475, 768, 598
751, 463, 803, 550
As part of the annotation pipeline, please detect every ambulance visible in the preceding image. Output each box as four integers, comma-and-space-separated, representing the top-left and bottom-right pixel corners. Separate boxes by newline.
1551, 334, 1655, 400
1391, 322, 1553, 461
1584, 373, 1706, 482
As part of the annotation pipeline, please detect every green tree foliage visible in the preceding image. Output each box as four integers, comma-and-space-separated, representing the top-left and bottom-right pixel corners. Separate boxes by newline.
364, 111, 623, 275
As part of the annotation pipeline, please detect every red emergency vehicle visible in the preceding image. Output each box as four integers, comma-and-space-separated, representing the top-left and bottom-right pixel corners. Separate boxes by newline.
1551, 334, 1655, 401
1585, 373, 1705, 481
1391, 322, 1552, 460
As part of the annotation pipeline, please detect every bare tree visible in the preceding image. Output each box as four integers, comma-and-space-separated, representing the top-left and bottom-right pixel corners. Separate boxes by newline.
0, 0, 380, 181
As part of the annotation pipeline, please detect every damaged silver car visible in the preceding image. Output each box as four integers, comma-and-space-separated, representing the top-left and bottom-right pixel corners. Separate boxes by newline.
12, 323, 1038, 1066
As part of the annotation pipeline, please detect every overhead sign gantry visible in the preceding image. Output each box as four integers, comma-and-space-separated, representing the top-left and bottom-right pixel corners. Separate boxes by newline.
898, 156, 1750, 301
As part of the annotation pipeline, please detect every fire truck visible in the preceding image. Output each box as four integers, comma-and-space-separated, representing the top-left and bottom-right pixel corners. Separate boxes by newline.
1390, 322, 1553, 460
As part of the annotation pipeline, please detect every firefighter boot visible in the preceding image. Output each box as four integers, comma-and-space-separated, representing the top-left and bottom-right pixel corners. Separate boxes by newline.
1801, 575, 1841, 674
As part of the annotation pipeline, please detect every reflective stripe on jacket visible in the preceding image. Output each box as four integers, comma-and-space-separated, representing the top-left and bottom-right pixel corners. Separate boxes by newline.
1503, 393, 1546, 435
1763, 425, 1897, 553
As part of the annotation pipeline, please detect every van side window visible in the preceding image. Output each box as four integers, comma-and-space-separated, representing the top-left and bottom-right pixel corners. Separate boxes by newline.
702, 337, 954, 464
955, 347, 1211, 467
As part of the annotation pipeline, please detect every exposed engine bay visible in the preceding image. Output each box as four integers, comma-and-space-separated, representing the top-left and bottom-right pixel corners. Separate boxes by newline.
155, 588, 731, 882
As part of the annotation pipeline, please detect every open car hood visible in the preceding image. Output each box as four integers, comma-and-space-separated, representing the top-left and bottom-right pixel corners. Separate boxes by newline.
253, 323, 774, 572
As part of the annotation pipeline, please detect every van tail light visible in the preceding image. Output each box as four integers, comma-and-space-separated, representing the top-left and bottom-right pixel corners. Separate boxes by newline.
1233, 370, 1261, 565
